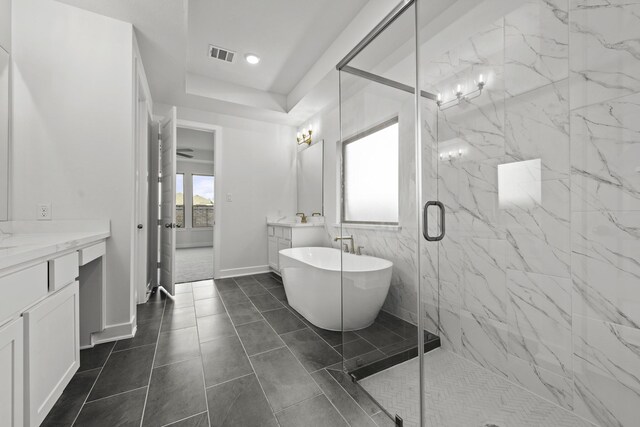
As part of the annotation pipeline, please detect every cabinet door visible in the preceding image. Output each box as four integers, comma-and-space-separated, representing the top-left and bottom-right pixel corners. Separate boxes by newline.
0, 318, 23, 427
24, 282, 79, 427
277, 239, 292, 253
268, 237, 278, 271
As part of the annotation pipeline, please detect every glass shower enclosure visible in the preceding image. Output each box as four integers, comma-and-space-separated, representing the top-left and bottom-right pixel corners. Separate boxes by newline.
337, 0, 640, 426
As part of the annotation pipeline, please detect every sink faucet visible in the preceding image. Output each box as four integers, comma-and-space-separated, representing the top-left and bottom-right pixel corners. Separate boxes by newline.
296, 212, 307, 223
334, 235, 355, 254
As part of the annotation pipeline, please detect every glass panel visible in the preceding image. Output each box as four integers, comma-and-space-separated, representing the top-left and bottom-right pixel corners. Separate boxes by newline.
338, 2, 424, 425
175, 173, 184, 228
192, 174, 214, 227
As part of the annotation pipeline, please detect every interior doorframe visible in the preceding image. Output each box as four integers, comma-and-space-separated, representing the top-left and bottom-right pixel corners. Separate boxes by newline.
176, 119, 223, 280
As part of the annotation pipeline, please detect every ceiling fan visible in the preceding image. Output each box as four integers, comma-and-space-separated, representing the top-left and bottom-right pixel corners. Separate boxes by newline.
177, 148, 194, 159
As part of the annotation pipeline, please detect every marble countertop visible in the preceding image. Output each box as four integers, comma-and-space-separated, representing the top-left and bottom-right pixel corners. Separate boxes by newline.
0, 220, 110, 272
266, 221, 325, 228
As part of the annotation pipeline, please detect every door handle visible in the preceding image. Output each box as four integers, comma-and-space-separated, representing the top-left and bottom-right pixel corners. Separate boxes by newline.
165, 223, 172, 228
423, 201, 445, 241
137, 224, 144, 229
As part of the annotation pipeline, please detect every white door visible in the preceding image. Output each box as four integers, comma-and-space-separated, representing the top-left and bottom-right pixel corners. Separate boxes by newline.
160, 107, 177, 294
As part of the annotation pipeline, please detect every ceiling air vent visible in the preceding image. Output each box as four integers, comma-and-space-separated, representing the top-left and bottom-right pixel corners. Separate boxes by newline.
208, 45, 235, 63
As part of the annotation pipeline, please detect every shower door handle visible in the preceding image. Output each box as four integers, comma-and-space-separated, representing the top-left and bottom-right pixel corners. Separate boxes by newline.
423, 201, 445, 242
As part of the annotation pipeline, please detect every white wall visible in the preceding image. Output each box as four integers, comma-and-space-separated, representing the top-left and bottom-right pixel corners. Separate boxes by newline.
11, 0, 136, 328
176, 155, 214, 249
0, 0, 9, 52
157, 103, 297, 277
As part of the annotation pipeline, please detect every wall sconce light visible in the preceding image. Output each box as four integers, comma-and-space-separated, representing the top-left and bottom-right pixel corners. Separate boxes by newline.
297, 125, 313, 145
436, 74, 486, 111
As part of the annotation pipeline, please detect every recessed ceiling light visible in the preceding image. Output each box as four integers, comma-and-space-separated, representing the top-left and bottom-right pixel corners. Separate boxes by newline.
245, 53, 260, 65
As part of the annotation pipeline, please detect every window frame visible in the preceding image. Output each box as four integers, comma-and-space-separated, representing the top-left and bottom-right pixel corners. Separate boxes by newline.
175, 173, 185, 228
191, 173, 214, 228
341, 116, 400, 226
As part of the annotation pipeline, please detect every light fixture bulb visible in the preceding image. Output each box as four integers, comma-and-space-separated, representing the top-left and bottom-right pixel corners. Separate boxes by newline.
478, 74, 484, 84
245, 54, 260, 65
437, 93, 442, 101
456, 84, 462, 94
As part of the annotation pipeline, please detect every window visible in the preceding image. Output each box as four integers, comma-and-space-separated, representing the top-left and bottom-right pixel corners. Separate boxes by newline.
175, 174, 184, 228
192, 175, 214, 228
342, 118, 399, 224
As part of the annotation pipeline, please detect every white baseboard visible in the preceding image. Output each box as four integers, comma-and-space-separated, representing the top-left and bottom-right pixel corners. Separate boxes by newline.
90, 319, 136, 345
176, 243, 214, 249
218, 265, 270, 279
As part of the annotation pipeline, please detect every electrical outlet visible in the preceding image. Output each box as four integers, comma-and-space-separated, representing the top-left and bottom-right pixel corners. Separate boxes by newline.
37, 203, 51, 220
226, 193, 233, 202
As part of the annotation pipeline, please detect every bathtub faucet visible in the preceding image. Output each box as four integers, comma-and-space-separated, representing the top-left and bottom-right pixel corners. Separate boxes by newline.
334, 235, 355, 254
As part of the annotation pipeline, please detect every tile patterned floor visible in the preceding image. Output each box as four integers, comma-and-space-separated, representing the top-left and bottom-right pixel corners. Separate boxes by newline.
42, 273, 408, 427
360, 348, 597, 427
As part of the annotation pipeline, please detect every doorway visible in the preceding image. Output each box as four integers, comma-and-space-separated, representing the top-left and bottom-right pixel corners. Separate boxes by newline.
174, 127, 215, 283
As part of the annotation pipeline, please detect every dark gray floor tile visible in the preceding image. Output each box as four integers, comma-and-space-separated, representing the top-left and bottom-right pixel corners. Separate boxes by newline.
201, 335, 253, 386
255, 276, 283, 289
154, 327, 201, 367
311, 369, 377, 427
192, 279, 214, 288
339, 350, 387, 372
226, 301, 263, 325
214, 278, 237, 292
248, 293, 283, 312
197, 313, 236, 343
234, 275, 259, 285
356, 323, 404, 348
166, 412, 209, 426
296, 317, 359, 347
74, 387, 146, 427
78, 342, 114, 372
161, 305, 197, 332
251, 273, 275, 282
380, 337, 418, 356
136, 302, 164, 323
375, 311, 417, 339
218, 288, 249, 305
237, 281, 269, 296
334, 338, 377, 360
114, 318, 161, 351
280, 328, 342, 372
236, 320, 285, 356
276, 394, 348, 427
143, 358, 207, 427
194, 297, 225, 317
41, 368, 101, 426
327, 369, 381, 415
88, 345, 155, 401
167, 292, 195, 308
193, 286, 217, 300
267, 286, 287, 301
207, 374, 277, 427
174, 282, 193, 294
250, 347, 321, 412
262, 308, 306, 334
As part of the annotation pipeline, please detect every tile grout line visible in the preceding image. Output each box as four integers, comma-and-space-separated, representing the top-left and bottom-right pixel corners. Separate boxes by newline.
160, 410, 208, 427
81, 385, 148, 405
307, 369, 358, 427
138, 295, 167, 427
214, 277, 283, 426
69, 341, 117, 427
192, 282, 213, 427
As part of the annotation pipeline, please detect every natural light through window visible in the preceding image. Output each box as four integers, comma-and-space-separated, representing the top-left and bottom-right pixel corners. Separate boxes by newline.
176, 173, 184, 228
343, 120, 399, 224
192, 174, 214, 228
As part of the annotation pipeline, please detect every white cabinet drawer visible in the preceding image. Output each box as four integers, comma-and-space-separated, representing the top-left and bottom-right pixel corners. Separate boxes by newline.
274, 226, 283, 239
24, 282, 79, 427
78, 242, 105, 266
0, 264, 47, 325
281, 228, 292, 241
0, 318, 23, 427
48, 252, 79, 292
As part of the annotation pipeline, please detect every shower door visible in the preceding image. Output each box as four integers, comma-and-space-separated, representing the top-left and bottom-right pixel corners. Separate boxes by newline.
336, 1, 438, 425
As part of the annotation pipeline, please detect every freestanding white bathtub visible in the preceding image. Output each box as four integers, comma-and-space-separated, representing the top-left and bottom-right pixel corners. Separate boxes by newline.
279, 247, 393, 331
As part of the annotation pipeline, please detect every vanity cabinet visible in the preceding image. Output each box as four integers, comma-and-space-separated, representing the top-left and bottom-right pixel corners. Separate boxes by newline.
24, 281, 80, 427
0, 318, 23, 427
267, 224, 325, 273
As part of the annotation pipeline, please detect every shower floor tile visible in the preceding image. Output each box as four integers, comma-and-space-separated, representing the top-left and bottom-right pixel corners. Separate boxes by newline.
360, 348, 596, 427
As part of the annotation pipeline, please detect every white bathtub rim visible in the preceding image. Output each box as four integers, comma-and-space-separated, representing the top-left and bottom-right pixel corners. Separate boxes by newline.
279, 247, 393, 273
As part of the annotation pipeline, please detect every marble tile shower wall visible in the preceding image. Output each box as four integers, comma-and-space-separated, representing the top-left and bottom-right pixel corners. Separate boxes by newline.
416, 1, 640, 426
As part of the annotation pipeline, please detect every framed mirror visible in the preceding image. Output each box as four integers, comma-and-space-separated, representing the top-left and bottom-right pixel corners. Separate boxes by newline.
297, 140, 323, 216
0, 47, 8, 221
